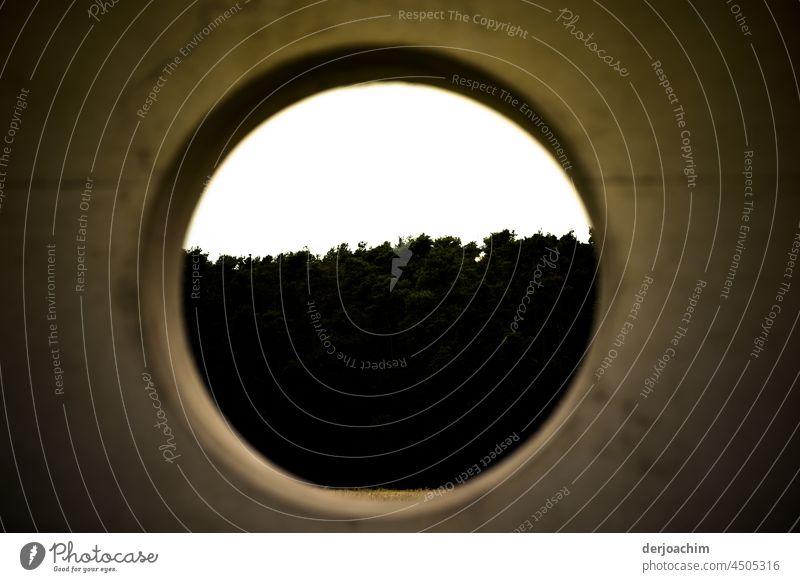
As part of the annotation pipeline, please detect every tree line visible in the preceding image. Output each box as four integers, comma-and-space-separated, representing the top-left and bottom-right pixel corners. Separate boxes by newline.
183, 230, 596, 489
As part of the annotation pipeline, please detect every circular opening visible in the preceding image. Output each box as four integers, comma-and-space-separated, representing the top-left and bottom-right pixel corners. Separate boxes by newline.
181, 81, 596, 494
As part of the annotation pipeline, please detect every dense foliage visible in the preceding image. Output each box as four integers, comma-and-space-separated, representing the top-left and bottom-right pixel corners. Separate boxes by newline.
183, 230, 596, 488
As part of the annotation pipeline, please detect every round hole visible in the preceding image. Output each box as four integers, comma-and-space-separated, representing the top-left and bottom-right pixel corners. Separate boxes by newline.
181, 80, 597, 495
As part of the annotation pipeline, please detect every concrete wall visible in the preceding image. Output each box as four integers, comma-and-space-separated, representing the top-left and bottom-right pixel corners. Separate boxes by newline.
0, 0, 798, 531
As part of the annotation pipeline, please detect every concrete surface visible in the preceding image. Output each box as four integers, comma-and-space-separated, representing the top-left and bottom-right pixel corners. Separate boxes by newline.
0, 0, 798, 531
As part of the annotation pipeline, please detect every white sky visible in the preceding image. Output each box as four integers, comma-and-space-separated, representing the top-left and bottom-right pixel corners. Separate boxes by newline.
184, 82, 591, 257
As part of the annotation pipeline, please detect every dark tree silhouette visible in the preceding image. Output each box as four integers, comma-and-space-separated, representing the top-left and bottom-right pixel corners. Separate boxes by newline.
183, 230, 597, 489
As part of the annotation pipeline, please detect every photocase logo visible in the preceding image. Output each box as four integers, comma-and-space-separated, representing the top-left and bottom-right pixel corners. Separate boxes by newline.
390, 243, 413, 292
20, 542, 45, 570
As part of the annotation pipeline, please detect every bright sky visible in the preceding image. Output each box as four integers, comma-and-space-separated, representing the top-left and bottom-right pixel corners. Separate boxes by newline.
184, 82, 591, 258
